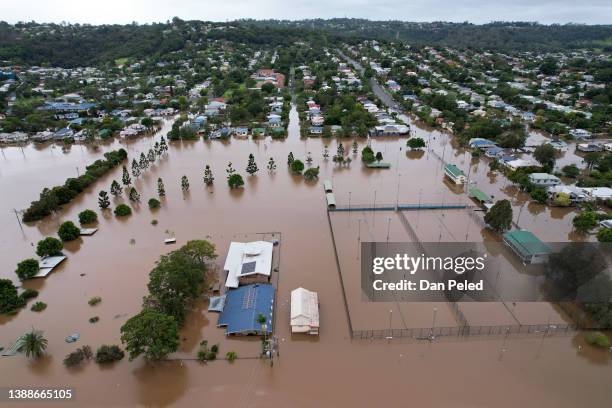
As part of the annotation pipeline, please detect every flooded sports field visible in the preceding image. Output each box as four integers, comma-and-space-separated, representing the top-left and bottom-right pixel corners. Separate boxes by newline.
1, 107, 611, 407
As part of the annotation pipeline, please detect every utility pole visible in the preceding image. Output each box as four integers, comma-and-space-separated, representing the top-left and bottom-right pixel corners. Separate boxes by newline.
516, 203, 526, 228
14, 208, 24, 234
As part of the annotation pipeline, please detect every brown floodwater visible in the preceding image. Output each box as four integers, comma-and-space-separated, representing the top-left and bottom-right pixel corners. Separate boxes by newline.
0, 106, 611, 407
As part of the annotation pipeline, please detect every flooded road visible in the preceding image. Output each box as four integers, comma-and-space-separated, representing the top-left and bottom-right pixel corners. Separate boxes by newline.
0, 105, 611, 407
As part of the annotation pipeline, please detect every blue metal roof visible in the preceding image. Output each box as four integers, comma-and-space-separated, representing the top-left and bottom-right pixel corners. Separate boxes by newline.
217, 284, 274, 335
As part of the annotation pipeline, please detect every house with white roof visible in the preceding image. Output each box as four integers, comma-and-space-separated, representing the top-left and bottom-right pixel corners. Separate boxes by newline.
290, 287, 319, 335
580, 187, 612, 201
528, 173, 561, 188
223, 241, 273, 288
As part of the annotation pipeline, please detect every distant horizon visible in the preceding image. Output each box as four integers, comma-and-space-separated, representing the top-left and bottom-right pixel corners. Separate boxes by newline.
3, 18, 612, 27
3, 0, 612, 26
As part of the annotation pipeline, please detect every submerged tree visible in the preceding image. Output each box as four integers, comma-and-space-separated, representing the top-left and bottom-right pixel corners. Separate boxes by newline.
129, 187, 141, 202
181, 175, 190, 192
407, 137, 426, 150
337, 143, 345, 157
352, 140, 358, 154
287, 152, 294, 165
154, 141, 161, 157
304, 166, 320, 180
110, 180, 122, 197
147, 149, 156, 164
139, 152, 149, 170
203, 165, 214, 185
16, 329, 48, 359
122, 165, 131, 186
228, 174, 244, 189
306, 152, 313, 164
226, 162, 236, 179
534, 143, 556, 170
131, 159, 141, 178
246, 154, 259, 176
484, 200, 513, 232
36, 237, 63, 258
267, 157, 276, 172
323, 145, 329, 159
159, 136, 168, 155
291, 159, 305, 174
157, 178, 166, 197
98, 190, 110, 209
120, 309, 179, 361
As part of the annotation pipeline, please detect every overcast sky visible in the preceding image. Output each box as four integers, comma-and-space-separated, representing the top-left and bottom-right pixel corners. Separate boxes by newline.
3, 0, 611, 25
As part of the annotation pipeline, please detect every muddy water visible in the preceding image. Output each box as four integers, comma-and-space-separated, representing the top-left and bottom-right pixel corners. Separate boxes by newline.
0, 105, 611, 407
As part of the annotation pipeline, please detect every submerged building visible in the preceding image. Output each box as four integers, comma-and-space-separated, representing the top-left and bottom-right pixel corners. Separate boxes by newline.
502, 230, 551, 264
290, 287, 320, 335
223, 241, 273, 288
444, 164, 467, 184
217, 283, 274, 336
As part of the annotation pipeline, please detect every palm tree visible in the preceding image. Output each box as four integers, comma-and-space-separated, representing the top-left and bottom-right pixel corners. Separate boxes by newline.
17, 329, 48, 359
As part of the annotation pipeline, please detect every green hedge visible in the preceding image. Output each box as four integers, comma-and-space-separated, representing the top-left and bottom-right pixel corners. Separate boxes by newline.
23, 149, 127, 222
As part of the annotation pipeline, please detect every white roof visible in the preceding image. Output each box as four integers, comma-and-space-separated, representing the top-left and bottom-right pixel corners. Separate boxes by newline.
223, 241, 273, 288
291, 287, 319, 331
34, 256, 67, 278
79, 228, 98, 236
581, 187, 612, 199
505, 158, 533, 169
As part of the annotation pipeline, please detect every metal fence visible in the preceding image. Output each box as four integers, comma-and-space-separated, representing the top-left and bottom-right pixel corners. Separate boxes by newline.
352, 322, 578, 341
330, 203, 471, 212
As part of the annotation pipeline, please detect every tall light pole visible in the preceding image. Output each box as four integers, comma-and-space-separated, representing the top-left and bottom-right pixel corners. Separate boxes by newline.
499, 327, 510, 361
430, 307, 438, 340
386, 309, 393, 341
357, 218, 362, 260
373, 190, 377, 226
395, 173, 401, 209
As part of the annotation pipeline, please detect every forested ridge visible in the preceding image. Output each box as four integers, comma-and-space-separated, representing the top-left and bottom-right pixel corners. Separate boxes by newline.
0, 18, 610, 68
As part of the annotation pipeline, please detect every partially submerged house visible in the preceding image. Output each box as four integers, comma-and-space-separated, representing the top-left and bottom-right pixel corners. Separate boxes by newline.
223, 241, 273, 288
580, 187, 612, 201
290, 287, 320, 335
326, 192, 336, 209
444, 164, 467, 184
468, 187, 494, 210
217, 283, 274, 336
528, 173, 561, 188
35, 256, 67, 278
502, 230, 551, 264
469, 138, 497, 150
323, 179, 333, 193
546, 185, 588, 204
